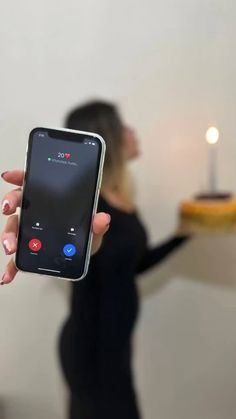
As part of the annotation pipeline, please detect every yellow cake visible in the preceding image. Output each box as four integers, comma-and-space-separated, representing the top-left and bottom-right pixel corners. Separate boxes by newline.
180, 196, 236, 233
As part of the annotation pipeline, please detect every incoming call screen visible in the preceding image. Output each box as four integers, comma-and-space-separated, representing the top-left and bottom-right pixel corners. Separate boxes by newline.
16, 128, 102, 279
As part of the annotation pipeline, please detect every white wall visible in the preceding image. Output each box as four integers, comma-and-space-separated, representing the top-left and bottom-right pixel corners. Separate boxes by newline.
1, 1, 236, 418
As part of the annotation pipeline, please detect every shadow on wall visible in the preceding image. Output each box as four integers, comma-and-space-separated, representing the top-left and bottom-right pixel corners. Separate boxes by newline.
139, 234, 236, 296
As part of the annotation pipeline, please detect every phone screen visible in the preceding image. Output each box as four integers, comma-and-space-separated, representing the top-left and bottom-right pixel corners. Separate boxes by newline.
16, 128, 103, 280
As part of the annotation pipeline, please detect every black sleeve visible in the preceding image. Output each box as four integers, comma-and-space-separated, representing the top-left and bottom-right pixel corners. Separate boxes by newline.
137, 235, 190, 274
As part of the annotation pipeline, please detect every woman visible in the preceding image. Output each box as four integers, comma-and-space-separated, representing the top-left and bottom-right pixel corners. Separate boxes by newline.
1, 101, 188, 419
58, 101, 188, 419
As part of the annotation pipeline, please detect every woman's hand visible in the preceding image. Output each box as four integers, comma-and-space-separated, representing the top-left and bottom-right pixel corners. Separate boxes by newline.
1, 170, 110, 285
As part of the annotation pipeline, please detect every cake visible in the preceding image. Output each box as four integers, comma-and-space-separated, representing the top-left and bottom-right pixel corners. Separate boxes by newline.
180, 194, 236, 233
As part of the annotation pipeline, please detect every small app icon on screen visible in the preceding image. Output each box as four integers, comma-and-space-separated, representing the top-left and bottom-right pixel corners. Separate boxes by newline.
63, 244, 76, 257
29, 239, 42, 252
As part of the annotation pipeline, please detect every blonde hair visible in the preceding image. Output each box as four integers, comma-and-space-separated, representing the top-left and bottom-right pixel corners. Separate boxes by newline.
65, 100, 134, 205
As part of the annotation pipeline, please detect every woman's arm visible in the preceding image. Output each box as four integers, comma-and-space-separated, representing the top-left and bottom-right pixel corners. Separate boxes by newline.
137, 235, 190, 274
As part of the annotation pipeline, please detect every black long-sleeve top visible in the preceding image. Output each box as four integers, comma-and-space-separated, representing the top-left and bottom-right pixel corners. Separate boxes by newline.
69, 198, 188, 342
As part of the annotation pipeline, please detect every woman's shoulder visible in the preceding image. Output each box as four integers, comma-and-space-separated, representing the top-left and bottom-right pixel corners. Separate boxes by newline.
98, 195, 136, 216
97, 196, 110, 211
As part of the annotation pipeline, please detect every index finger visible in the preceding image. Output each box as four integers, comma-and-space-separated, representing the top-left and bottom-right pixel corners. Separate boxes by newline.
1, 170, 24, 186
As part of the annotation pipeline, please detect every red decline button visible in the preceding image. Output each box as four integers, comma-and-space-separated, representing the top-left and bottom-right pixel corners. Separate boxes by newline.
29, 238, 42, 252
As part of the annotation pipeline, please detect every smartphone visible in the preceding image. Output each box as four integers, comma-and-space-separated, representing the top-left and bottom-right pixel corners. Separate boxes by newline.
15, 127, 106, 281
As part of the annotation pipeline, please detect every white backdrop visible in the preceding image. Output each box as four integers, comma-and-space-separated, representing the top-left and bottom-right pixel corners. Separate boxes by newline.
1, 1, 236, 418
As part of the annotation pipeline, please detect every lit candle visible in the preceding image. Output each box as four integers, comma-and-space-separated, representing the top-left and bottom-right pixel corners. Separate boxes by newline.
205, 126, 219, 193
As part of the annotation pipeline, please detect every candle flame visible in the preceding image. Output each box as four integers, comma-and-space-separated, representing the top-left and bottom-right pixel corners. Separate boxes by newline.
206, 127, 219, 145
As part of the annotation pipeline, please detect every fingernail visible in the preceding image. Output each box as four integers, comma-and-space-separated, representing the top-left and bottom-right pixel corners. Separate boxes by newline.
2, 200, 10, 214
3, 239, 11, 255
1, 272, 10, 285
106, 213, 111, 224
1, 171, 8, 179
1, 274, 6, 285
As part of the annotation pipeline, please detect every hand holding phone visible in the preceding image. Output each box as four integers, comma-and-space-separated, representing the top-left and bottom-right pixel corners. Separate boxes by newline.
1, 128, 110, 284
